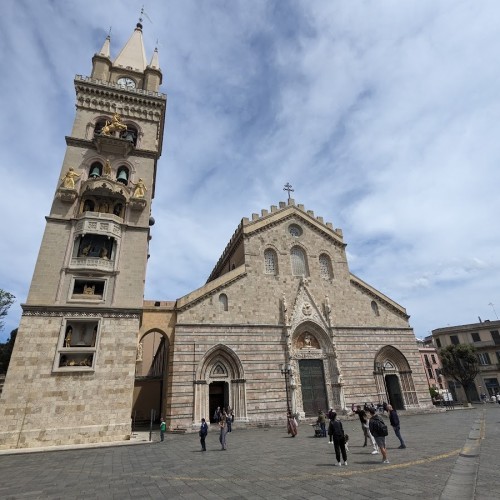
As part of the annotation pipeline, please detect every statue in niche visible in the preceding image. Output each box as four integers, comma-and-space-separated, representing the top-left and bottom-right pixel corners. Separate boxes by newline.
61, 168, 80, 189
81, 243, 91, 256
101, 113, 127, 136
64, 327, 72, 347
103, 158, 112, 177
304, 333, 312, 347
83, 284, 95, 295
99, 247, 109, 259
133, 178, 147, 198
113, 203, 123, 217
282, 292, 288, 323
136, 342, 143, 362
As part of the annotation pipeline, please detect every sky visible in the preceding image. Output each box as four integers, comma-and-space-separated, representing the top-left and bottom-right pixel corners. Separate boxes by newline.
1, 0, 500, 342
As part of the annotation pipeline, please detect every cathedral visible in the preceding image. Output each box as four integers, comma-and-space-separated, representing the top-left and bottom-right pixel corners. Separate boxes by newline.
0, 21, 431, 449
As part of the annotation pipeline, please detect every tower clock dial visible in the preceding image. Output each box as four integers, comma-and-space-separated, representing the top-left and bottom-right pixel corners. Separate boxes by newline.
117, 77, 136, 89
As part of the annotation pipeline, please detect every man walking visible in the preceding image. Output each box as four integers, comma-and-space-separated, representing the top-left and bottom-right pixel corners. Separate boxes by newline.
368, 408, 389, 464
387, 404, 406, 449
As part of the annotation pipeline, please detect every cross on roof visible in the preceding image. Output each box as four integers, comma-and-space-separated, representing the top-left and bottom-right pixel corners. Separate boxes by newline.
283, 182, 294, 199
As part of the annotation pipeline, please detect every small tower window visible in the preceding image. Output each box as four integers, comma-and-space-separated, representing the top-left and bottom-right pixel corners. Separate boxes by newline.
89, 162, 102, 178
319, 254, 333, 279
94, 120, 107, 136
371, 300, 380, 316
116, 166, 129, 185
219, 293, 228, 312
264, 249, 278, 275
291, 246, 308, 276
121, 125, 138, 146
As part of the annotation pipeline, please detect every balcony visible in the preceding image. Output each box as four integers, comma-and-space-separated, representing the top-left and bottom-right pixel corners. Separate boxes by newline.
75, 215, 122, 239
70, 257, 114, 272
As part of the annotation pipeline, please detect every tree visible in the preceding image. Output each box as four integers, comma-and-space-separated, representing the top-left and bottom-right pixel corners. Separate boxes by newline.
0, 328, 17, 374
0, 289, 15, 332
439, 344, 480, 403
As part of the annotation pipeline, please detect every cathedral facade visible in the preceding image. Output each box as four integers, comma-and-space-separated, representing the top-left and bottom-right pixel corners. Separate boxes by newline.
0, 23, 431, 450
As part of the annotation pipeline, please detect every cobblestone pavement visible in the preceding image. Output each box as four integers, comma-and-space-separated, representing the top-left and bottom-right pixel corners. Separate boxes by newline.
0, 405, 499, 499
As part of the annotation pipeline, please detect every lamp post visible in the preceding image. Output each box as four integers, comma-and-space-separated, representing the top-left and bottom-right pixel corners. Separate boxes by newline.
280, 364, 292, 414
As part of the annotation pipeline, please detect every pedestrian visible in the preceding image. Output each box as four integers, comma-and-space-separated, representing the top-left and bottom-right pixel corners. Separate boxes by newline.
213, 406, 221, 423
368, 408, 389, 464
199, 418, 208, 451
287, 412, 298, 437
327, 407, 336, 421
226, 407, 233, 432
159, 418, 166, 442
352, 404, 378, 454
317, 410, 327, 437
387, 404, 406, 449
219, 411, 228, 450
329, 412, 348, 466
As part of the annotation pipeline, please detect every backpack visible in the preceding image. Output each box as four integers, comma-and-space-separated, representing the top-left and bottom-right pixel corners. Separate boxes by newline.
372, 417, 388, 437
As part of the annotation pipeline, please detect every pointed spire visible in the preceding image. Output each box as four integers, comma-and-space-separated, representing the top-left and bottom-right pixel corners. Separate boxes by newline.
149, 47, 160, 70
97, 35, 111, 58
113, 23, 147, 72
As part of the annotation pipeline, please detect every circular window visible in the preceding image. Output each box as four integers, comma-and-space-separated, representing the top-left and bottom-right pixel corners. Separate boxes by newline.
288, 224, 302, 237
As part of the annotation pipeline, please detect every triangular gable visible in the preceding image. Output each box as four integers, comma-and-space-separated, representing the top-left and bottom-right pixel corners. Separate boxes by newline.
288, 278, 330, 332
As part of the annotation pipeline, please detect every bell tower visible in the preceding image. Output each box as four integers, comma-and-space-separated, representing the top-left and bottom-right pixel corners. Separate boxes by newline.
0, 21, 166, 449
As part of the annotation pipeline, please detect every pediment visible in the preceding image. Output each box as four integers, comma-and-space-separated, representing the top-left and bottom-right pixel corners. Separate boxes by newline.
289, 279, 330, 332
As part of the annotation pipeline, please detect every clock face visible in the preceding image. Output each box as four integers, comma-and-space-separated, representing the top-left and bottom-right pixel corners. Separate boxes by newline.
117, 77, 136, 89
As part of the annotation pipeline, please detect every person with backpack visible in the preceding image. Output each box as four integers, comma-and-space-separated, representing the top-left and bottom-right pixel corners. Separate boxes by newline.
329, 412, 348, 466
368, 408, 389, 463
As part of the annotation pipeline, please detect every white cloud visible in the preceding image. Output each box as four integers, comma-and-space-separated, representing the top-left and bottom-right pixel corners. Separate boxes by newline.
2, 0, 500, 341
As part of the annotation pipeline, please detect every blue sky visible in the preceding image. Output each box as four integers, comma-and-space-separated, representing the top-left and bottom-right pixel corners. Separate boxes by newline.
1, 0, 500, 341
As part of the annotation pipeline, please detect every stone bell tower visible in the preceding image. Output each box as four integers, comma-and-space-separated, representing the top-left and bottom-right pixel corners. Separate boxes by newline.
0, 20, 166, 449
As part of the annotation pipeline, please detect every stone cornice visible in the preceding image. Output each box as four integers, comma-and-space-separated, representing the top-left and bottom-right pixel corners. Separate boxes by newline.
75, 75, 166, 101
349, 274, 410, 320
176, 267, 247, 312
65, 136, 158, 159
21, 304, 142, 318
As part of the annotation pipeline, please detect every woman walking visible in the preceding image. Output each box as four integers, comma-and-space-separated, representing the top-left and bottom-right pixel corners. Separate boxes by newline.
329, 412, 348, 466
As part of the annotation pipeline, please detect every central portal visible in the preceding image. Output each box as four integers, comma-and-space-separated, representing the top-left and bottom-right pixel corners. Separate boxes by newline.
299, 359, 328, 417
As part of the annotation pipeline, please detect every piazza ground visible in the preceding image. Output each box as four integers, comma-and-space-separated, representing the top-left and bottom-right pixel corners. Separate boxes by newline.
0, 405, 498, 499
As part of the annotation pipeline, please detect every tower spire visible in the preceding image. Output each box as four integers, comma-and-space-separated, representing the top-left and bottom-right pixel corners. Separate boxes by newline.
113, 17, 148, 72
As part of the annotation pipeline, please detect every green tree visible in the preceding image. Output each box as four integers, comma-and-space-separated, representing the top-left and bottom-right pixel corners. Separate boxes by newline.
0, 289, 15, 332
0, 328, 17, 374
439, 344, 480, 403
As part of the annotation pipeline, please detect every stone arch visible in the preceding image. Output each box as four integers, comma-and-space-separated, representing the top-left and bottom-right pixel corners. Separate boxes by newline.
374, 345, 418, 410
193, 344, 248, 427
132, 329, 170, 424
290, 321, 339, 417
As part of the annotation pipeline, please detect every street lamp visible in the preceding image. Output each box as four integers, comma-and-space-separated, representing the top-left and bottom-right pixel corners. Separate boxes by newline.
280, 364, 292, 414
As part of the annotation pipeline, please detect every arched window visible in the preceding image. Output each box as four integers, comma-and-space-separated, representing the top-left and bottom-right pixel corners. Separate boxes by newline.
89, 161, 102, 178
319, 254, 333, 279
121, 125, 138, 146
371, 300, 380, 317
264, 249, 278, 275
291, 246, 308, 276
116, 166, 129, 185
219, 293, 228, 312
94, 120, 107, 136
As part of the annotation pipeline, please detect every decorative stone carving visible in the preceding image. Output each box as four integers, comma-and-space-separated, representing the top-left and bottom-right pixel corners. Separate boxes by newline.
136, 342, 143, 362
57, 188, 78, 203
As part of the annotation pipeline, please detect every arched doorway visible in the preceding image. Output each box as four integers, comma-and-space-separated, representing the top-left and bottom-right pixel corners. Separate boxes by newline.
374, 346, 419, 410
194, 344, 248, 426
385, 373, 404, 410
289, 323, 338, 418
132, 330, 169, 425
